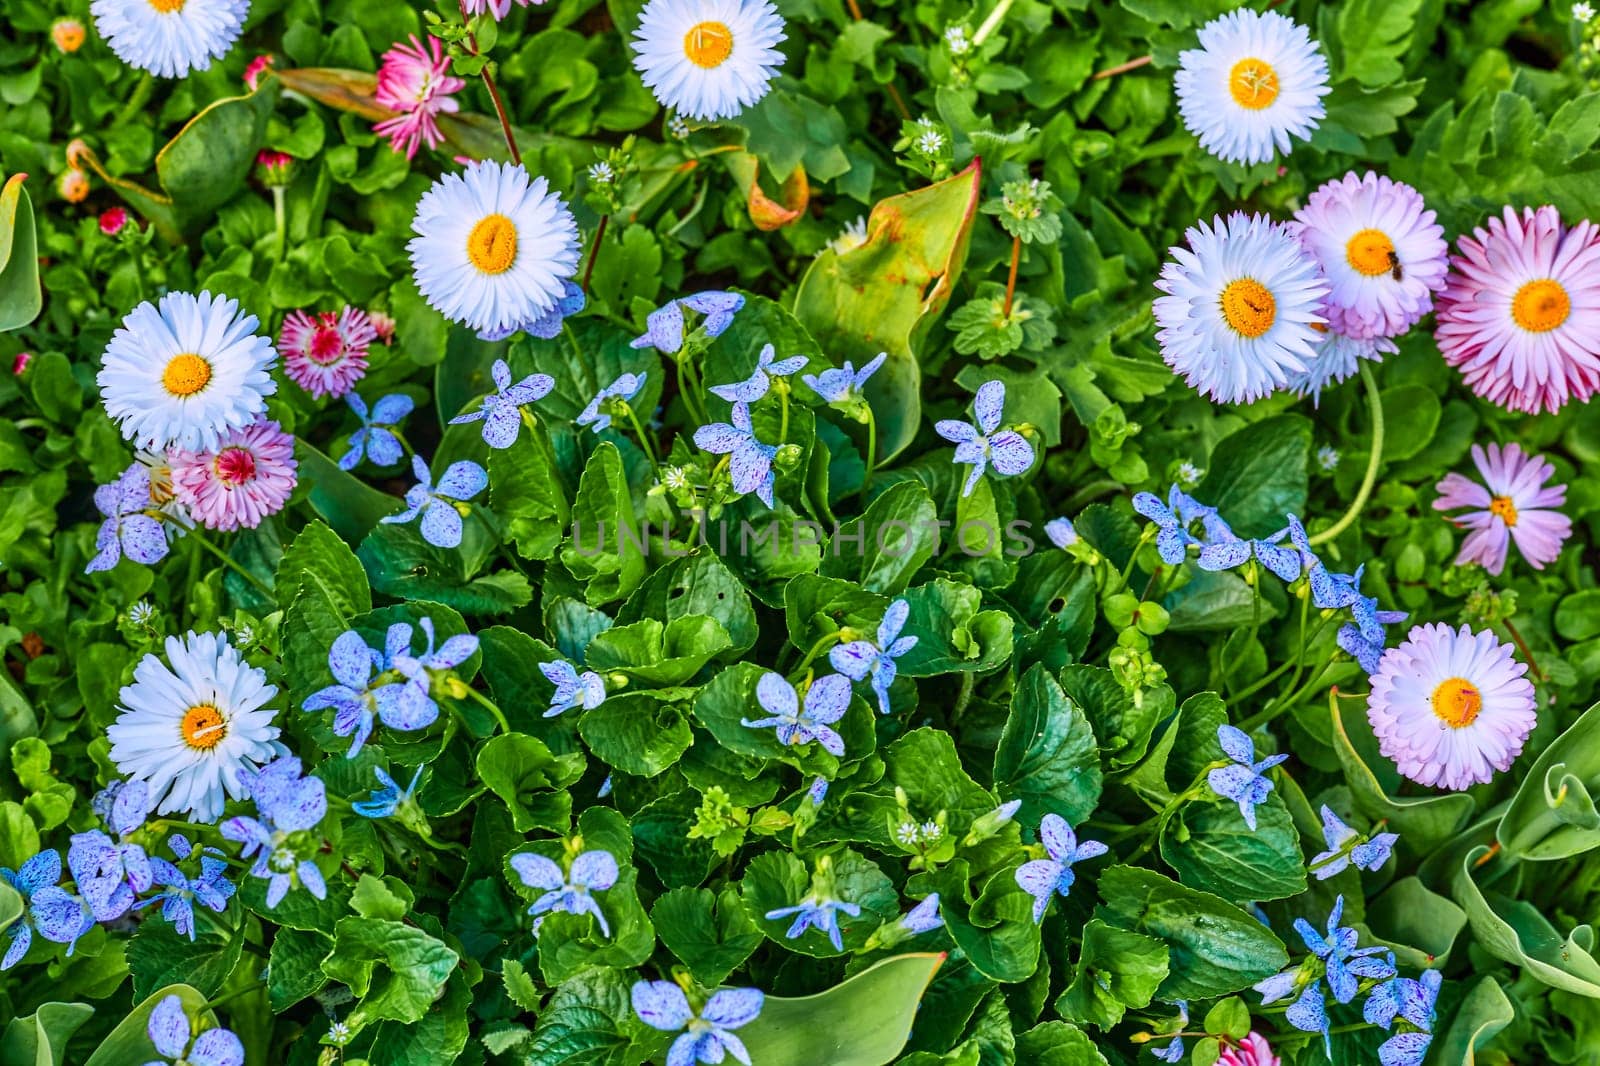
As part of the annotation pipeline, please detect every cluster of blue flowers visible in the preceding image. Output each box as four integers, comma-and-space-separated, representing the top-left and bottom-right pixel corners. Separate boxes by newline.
2, 779, 247, 970
302, 617, 480, 756
511, 846, 619, 938
1255, 896, 1439, 1064
1133, 486, 1407, 671
221, 757, 330, 907
144, 993, 245, 1066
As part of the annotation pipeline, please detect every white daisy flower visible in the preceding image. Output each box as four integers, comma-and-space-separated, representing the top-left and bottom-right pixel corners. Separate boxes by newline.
1174, 9, 1330, 166
631, 0, 786, 121
829, 215, 869, 255
107, 631, 286, 823
98, 291, 278, 453
90, 0, 249, 79
1153, 212, 1329, 405
408, 161, 581, 336
1576, 2, 1595, 23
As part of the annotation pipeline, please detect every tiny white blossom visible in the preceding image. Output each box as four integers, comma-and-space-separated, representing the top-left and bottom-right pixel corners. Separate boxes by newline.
944, 26, 971, 56
1575, 2, 1595, 22
1317, 445, 1340, 472
668, 114, 691, 139
588, 161, 615, 184
1176, 461, 1203, 486
916, 128, 944, 154
128, 599, 156, 626
896, 822, 921, 845
920, 821, 943, 843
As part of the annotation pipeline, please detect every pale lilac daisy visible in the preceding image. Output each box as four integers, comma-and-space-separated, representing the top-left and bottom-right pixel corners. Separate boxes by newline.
449, 358, 556, 448
1367, 623, 1537, 790
1154, 212, 1329, 405
934, 380, 1034, 496
693, 401, 777, 507
382, 455, 488, 549
1433, 442, 1570, 575
1291, 172, 1448, 340
1436, 205, 1600, 415
1013, 813, 1108, 923
740, 672, 851, 756
170, 418, 298, 532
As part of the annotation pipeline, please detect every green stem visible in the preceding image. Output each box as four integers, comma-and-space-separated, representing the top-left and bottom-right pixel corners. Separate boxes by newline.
972, 0, 1014, 45
779, 386, 790, 445
272, 187, 287, 262
1063, 478, 1123, 512
624, 405, 660, 471
207, 980, 266, 1010
189, 529, 274, 599
113, 73, 155, 129
1308, 361, 1383, 547
460, 685, 512, 735
862, 408, 877, 496
791, 631, 842, 677
1240, 660, 1336, 733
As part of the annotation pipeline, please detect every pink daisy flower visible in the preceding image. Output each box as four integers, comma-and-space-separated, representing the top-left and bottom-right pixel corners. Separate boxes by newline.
279, 308, 378, 399
1368, 622, 1536, 791
373, 35, 466, 160
1433, 442, 1570, 576
1291, 171, 1448, 340
1219, 1033, 1280, 1066
1435, 205, 1600, 414
171, 419, 298, 532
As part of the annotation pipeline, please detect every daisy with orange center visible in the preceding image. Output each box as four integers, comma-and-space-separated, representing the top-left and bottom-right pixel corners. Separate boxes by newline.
631, 0, 787, 121
107, 631, 286, 822
1368, 623, 1536, 791
90, 0, 249, 78
1174, 9, 1329, 165
1435, 205, 1600, 414
1433, 442, 1571, 576
1154, 212, 1329, 404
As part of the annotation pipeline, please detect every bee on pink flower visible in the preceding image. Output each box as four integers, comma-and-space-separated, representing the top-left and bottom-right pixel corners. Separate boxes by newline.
1433, 442, 1571, 576
279, 307, 379, 399
374, 35, 466, 160
170, 418, 298, 532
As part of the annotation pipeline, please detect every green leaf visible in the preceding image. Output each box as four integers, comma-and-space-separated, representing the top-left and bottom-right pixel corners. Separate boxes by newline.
821, 480, 939, 595
296, 439, 400, 543
741, 849, 898, 957
126, 921, 244, 1001
1364, 876, 1468, 970
896, 578, 1015, 677
0, 1001, 94, 1066
562, 442, 647, 607
738, 953, 946, 1066
476, 732, 585, 832
1160, 795, 1307, 903
0, 174, 41, 332
616, 553, 758, 655
1432, 976, 1515, 1066
490, 423, 570, 561
1012, 1020, 1110, 1065
1452, 845, 1600, 996
1095, 866, 1288, 1000
1336, 0, 1425, 87
578, 693, 693, 778
585, 616, 731, 686
1498, 700, 1600, 860
526, 967, 639, 1066
1193, 415, 1311, 539
501, 958, 541, 1012
993, 665, 1103, 827
276, 520, 370, 617
651, 885, 765, 987
915, 860, 1042, 983
322, 917, 459, 1024
267, 928, 331, 1012
1056, 919, 1170, 1029
794, 161, 984, 461
83, 985, 214, 1066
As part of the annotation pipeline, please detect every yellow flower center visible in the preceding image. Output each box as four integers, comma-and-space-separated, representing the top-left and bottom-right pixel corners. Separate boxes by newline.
1511, 279, 1571, 333
180, 704, 228, 749
466, 214, 518, 275
1431, 678, 1482, 729
1219, 278, 1277, 338
1228, 58, 1279, 110
1489, 495, 1518, 527
684, 21, 735, 69
147, 0, 185, 12
162, 353, 212, 397
1345, 228, 1396, 277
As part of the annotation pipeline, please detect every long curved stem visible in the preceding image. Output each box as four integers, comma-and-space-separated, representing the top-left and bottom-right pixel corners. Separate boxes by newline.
1308, 361, 1384, 547
189, 529, 274, 599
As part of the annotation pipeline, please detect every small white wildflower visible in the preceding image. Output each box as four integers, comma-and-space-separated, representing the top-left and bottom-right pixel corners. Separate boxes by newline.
829, 215, 869, 255
588, 161, 615, 184
1576, 1, 1595, 23
1176, 461, 1203, 486
920, 821, 943, 843
944, 26, 971, 56
895, 821, 921, 846
128, 600, 156, 626
916, 129, 944, 154
1317, 445, 1340, 472
661, 466, 690, 491
327, 1021, 352, 1046
668, 114, 691, 139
